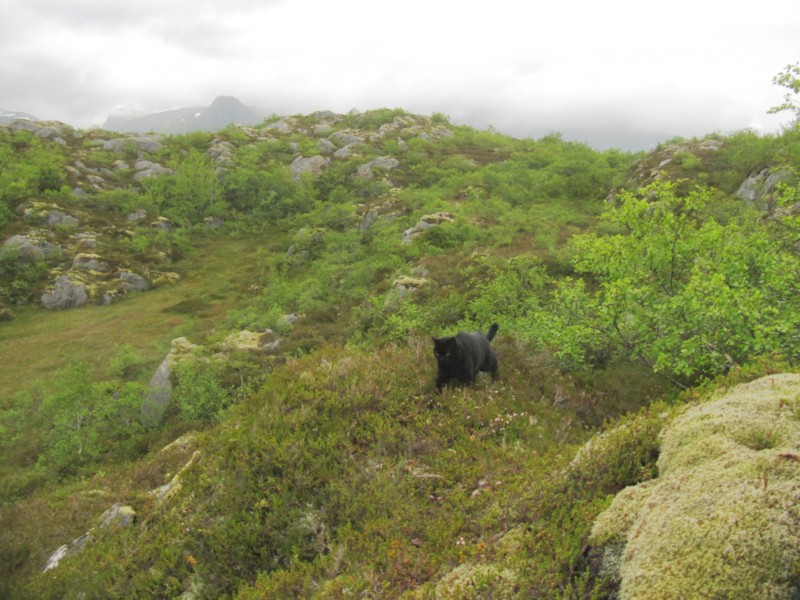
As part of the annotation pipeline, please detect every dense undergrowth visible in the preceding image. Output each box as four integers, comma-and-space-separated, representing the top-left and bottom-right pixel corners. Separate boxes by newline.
1, 102, 800, 597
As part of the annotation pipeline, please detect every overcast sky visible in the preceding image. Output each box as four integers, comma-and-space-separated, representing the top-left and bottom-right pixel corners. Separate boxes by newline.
1, 0, 798, 150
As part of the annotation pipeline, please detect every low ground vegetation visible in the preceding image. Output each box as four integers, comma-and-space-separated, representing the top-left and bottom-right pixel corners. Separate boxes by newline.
1, 102, 799, 597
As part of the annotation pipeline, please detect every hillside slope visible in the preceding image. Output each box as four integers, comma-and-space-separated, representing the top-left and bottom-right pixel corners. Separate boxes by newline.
1, 109, 799, 597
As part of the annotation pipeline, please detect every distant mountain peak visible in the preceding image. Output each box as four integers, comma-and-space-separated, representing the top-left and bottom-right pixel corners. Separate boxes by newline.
0, 108, 41, 124
102, 97, 264, 134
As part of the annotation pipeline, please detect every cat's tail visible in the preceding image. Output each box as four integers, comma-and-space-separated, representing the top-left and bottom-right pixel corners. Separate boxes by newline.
486, 323, 499, 342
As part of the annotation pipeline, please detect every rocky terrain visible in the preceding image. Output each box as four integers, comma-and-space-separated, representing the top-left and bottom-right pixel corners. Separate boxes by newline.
1, 107, 799, 598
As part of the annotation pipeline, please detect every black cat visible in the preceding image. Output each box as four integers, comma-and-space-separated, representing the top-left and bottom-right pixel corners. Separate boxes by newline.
433, 323, 499, 392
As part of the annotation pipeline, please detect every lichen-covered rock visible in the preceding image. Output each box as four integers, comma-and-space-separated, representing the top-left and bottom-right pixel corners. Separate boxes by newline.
384, 275, 429, 308
202, 216, 224, 229
329, 130, 364, 146
101, 135, 163, 154
42, 210, 79, 227
72, 253, 110, 272
221, 329, 280, 352
290, 155, 330, 180
355, 156, 400, 179
133, 160, 173, 180
3, 234, 62, 262
119, 271, 150, 293
736, 167, 793, 208
317, 138, 336, 154
126, 208, 148, 222
150, 216, 177, 231
98, 504, 136, 529
21, 203, 79, 227
590, 374, 800, 599
41, 274, 89, 309
148, 450, 201, 504
402, 212, 455, 244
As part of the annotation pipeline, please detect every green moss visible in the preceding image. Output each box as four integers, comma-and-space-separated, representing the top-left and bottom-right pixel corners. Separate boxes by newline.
590, 374, 800, 599
434, 563, 519, 599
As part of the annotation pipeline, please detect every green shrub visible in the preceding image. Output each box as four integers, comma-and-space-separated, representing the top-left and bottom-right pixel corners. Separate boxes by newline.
173, 359, 230, 422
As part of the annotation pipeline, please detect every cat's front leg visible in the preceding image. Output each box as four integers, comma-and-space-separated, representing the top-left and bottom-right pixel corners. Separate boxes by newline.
435, 369, 449, 393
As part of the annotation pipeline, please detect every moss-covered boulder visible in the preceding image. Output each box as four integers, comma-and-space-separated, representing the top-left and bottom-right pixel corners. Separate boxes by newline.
590, 374, 800, 599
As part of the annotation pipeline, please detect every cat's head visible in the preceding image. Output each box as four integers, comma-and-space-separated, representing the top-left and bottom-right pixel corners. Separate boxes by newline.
432, 336, 458, 363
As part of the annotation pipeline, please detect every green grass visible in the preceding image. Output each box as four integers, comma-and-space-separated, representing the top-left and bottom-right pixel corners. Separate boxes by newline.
0, 233, 265, 400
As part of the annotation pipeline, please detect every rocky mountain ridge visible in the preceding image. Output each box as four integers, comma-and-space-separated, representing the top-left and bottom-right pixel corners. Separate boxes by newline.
102, 95, 264, 134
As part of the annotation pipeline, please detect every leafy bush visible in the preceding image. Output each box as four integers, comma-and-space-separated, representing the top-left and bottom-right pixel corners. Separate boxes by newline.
173, 359, 230, 422
546, 180, 800, 384
36, 363, 149, 477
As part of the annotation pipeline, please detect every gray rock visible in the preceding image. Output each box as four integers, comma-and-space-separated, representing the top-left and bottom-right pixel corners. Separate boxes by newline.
402, 212, 455, 244
43, 210, 79, 227
35, 127, 66, 145
86, 174, 107, 188
42, 544, 69, 573
41, 275, 89, 309
42, 532, 89, 573
150, 217, 177, 231
143, 337, 201, 423
736, 167, 793, 207
208, 140, 234, 164
264, 118, 295, 134
330, 131, 364, 146
282, 312, 302, 325
3, 235, 61, 262
119, 271, 150, 293
98, 504, 136, 529
311, 110, 338, 120
22, 206, 80, 227
384, 276, 428, 309
202, 216, 224, 229
355, 156, 400, 179
127, 208, 148, 222
101, 136, 163, 154
72, 233, 98, 249
72, 253, 110, 272
144, 354, 173, 424
42, 504, 134, 573
133, 160, 173, 181
333, 145, 355, 160
317, 138, 336, 154
290, 155, 330, 179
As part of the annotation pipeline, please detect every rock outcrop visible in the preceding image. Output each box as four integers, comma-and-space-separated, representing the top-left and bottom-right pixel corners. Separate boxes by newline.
589, 374, 800, 599
41, 274, 89, 309
42, 503, 136, 573
736, 167, 793, 209
3, 234, 62, 262
355, 156, 399, 179
290, 155, 330, 180
143, 337, 202, 423
402, 212, 455, 244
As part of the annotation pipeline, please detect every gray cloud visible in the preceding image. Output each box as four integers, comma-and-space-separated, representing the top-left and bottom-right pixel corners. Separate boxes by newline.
0, 0, 796, 149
